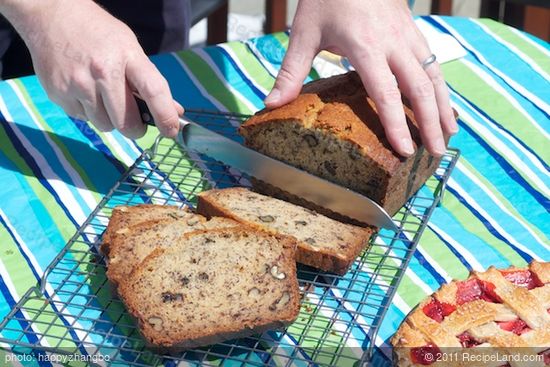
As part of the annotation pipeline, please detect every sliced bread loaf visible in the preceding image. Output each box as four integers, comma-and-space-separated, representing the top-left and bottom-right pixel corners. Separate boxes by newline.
118, 227, 300, 349
197, 188, 374, 274
101, 204, 189, 257
239, 71, 444, 216
106, 214, 239, 288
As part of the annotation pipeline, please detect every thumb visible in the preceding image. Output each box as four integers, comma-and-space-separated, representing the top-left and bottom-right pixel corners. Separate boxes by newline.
264, 37, 317, 109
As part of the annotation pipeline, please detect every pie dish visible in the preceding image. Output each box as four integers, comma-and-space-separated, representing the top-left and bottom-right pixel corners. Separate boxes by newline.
392, 261, 550, 366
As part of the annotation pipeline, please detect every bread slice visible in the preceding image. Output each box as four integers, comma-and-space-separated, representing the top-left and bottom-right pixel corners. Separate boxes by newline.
101, 204, 190, 257
239, 71, 444, 216
118, 227, 300, 349
106, 214, 239, 288
197, 188, 373, 274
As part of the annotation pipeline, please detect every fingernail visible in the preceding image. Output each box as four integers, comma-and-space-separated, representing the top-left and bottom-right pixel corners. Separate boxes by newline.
449, 124, 459, 135
401, 138, 415, 156
169, 125, 180, 137
433, 137, 446, 156
264, 88, 281, 106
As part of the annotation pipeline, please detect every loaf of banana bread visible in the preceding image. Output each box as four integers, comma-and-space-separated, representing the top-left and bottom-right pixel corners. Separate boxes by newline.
239, 71, 442, 217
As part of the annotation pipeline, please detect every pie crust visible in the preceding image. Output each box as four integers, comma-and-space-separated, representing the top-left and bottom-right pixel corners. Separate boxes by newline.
391, 261, 550, 366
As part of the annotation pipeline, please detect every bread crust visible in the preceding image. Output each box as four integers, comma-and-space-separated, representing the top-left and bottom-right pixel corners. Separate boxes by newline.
101, 204, 189, 256
239, 72, 446, 216
197, 188, 373, 275
118, 227, 301, 350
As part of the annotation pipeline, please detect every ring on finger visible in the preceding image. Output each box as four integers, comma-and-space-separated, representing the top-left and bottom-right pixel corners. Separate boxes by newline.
420, 54, 437, 70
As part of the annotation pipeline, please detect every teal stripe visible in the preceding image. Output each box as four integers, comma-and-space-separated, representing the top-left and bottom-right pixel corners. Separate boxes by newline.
0, 82, 93, 215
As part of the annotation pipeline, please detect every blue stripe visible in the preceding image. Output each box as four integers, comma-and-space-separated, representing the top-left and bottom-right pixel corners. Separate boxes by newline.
445, 184, 534, 262
449, 85, 549, 173
425, 16, 550, 120
424, 224, 473, 271
0, 216, 94, 362
428, 204, 512, 269
455, 117, 550, 215
210, 45, 267, 100
0, 282, 51, 367
0, 115, 81, 232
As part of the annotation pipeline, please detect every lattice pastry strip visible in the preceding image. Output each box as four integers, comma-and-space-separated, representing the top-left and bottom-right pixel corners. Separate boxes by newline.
392, 261, 550, 367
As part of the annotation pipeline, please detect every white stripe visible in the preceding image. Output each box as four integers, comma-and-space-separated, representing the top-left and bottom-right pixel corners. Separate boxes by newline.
451, 94, 550, 196
306, 292, 365, 358
460, 58, 550, 142
455, 161, 550, 251
0, 210, 96, 355
510, 27, 550, 58
0, 259, 51, 349
433, 16, 550, 116
0, 97, 88, 224
472, 20, 550, 83
8, 81, 100, 214
218, 43, 270, 96
0, 341, 24, 367
170, 53, 228, 112
370, 237, 435, 296
424, 220, 485, 272
192, 48, 258, 113
103, 133, 139, 167
268, 333, 313, 366
244, 40, 280, 78
408, 244, 453, 284
446, 177, 542, 260
451, 90, 549, 178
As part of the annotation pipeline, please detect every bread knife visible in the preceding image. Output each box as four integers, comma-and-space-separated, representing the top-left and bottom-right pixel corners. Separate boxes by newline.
135, 98, 398, 231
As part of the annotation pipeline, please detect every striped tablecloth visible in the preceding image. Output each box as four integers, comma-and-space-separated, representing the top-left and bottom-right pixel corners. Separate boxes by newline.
0, 15, 548, 366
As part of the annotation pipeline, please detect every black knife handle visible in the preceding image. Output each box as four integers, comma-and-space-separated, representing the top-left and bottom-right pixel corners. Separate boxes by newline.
133, 95, 156, 127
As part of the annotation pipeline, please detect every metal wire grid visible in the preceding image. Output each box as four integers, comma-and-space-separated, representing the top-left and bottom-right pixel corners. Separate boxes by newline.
0, 110, 460, 367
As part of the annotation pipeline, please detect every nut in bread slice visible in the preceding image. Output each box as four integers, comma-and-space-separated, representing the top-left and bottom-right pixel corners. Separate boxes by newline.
118, 227, 300, 349
197, 188, 373, 274
106, 214, 239, 288
101, 204, 190, 257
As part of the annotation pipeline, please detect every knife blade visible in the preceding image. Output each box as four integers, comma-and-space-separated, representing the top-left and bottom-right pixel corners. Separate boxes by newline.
135, 98, 398, 230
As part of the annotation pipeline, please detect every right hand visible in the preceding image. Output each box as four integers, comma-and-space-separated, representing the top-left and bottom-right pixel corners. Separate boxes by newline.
15, 0, 183, 139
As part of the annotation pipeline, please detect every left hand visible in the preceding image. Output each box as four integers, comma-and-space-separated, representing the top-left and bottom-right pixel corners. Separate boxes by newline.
264, 0, 458, 158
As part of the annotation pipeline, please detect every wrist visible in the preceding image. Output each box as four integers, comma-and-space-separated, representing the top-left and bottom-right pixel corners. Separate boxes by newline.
0, 0, 57, 42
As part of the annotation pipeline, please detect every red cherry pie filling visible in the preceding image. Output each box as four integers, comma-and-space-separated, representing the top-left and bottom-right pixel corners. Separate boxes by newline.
393, 262, 550, 366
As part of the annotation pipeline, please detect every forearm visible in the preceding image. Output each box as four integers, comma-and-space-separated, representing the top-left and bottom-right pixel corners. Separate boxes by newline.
0, 0, 54, 47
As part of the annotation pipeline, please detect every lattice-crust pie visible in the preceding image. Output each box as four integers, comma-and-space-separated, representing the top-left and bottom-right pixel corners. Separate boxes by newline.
392, 261, 550, 366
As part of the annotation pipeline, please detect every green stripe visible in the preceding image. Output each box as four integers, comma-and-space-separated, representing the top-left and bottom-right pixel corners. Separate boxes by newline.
269, 33, 320, 80
477, 19, 550, 75
456, 159, 549, 247
437, 183, 527, 266
13, 80, 102, 206
442, 60, 549, 163
225, 42, 276, 92
175, 51, 254, 114
0, 233, 78, 353
0, 126, 74, 241
287, 303, 359, 366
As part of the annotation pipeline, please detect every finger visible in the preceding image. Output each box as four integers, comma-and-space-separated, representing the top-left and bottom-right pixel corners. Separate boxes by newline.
420, 60, 457, 137
98, 79, 146, 139
126, 56, 179, 137
58, 99, 87, 121
347, 49, 415, 157
264, 32, 319, 108
174, 100, 184, 116
80, 93, 114, 133
389, 49, 446, 157
408, 28, 458, 137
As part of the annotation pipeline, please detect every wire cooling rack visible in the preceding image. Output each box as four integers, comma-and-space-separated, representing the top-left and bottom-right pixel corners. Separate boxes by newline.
0, 110, 459, 367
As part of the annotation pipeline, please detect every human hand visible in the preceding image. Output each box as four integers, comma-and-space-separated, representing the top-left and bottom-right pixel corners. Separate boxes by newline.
4, 0, 183, 139
264, 0, 458, 157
